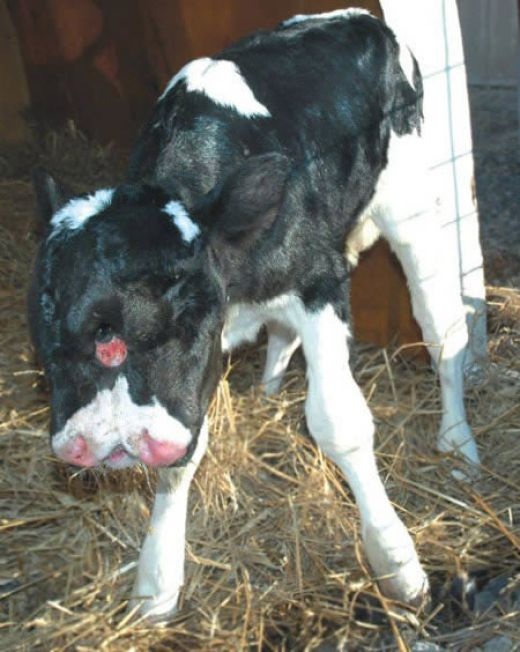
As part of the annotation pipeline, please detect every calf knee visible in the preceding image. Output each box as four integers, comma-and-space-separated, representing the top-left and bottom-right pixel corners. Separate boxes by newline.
305, 387, 375, 461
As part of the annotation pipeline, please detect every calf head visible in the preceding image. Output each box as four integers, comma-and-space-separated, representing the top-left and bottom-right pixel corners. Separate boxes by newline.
29, 154, 289, 469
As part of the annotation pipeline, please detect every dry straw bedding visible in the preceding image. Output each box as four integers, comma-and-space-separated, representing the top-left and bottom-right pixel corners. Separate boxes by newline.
1, 133, 519, 650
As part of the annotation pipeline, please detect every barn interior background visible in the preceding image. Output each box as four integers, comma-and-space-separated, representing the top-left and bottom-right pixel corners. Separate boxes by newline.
1, 1, 519, 650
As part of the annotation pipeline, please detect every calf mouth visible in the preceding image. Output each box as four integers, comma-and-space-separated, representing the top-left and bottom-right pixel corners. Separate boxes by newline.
54, 431, 191, 470
104, 445, 137, 469
102, 437, 191, 469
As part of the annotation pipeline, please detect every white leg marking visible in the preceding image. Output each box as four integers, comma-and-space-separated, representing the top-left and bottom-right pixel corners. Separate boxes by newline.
368, 131, 480, 472
261, 322, 301, 395
295, 303, 428, 605
132, 420, 208, 620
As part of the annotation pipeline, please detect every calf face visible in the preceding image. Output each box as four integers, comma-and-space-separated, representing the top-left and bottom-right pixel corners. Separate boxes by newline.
30, 181, 219, 468
29, 155, 289, 470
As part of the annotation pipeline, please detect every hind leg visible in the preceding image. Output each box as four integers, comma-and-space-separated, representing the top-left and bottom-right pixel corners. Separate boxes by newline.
387, 236, 479, 467
370, 132, 479, 470
262, 322, 300, 395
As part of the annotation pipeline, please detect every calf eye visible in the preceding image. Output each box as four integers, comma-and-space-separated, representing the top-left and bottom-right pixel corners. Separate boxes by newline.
166, 271, 185, 292
95, 323, 114, 343
144, 273, 183, 298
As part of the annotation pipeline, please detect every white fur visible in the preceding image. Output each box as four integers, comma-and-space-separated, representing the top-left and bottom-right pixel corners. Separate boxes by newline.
231, 297, 428, 602
345, 216, 381, 266
222, 293, 429, 602
50, 188, 114, 235
365, 130, 479, 470
221, 294, 300, 353
51, 375, 192, 467
234, 294, 428, 602
296, 303, 428, 604
159, 58, 271, 118
262, 322, 301, 395
283, 8, 370, 27
132, 420, 208, 619
222, 294, 303, 395
162, 200, 201, 243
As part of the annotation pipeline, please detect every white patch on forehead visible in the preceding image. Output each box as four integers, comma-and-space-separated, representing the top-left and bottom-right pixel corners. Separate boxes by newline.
159, 57, 271, 118
51, 376, 192, 466
162, 200, 201, 244
50, 188, 114, 235
283, 8, 370, 27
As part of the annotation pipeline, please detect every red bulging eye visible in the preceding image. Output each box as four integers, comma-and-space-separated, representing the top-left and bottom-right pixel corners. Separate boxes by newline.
95, 336, 127, 367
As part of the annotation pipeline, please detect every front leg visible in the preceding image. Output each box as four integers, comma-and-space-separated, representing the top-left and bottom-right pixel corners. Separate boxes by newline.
293, 299, 429, 605
132, 421, 208, 620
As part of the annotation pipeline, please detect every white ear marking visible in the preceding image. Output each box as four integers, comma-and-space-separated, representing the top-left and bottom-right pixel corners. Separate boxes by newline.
50, 188, 114, 235
162, 200, 201, 243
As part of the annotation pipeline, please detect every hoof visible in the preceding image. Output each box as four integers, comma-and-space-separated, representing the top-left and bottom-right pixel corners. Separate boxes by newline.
438, 425, 481, 482
364, 518, 430, 608
438, 423, 480, 467
129, 589, 180, 624
378, 563, 430, 608
449, 462, 481, 483
261, 374, 284, 396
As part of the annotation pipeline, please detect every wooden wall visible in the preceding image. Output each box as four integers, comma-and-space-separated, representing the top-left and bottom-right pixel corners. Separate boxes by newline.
7, 0, 380, 145
4, 0, 425, 355
0, 0, 30, 143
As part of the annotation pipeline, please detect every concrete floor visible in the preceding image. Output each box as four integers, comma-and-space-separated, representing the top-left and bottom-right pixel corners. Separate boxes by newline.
469, 85, 520, 285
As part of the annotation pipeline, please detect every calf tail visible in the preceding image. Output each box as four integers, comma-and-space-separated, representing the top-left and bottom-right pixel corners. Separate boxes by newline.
390, 46, 423, 136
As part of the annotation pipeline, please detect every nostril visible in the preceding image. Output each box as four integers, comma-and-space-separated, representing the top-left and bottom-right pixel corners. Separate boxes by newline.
57, 435, 97, 467
138, 431, 188, 467
69, 435, 88, 461
75, 436, 87, 452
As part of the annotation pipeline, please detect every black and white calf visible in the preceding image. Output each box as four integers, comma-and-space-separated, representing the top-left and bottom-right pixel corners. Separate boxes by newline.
29, 9, 480, 619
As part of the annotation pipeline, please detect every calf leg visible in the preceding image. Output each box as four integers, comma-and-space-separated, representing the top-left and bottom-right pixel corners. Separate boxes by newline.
386, 237, 479, 467
296, 302, 428, 605
132, 421, 208, 620
369, 132, 479, 469
262, 321, 300, 395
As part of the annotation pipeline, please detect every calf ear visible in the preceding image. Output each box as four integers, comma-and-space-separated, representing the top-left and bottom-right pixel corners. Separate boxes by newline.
206, 152, 290, 241
32, 168, 72, 223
